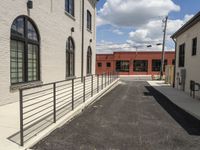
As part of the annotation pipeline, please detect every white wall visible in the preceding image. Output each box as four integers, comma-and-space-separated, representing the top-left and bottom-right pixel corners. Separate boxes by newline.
175, 21, 200, 98
0, 0, 97, 105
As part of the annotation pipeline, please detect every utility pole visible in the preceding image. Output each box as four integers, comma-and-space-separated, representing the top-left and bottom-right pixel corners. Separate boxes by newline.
160, 16, 168, 80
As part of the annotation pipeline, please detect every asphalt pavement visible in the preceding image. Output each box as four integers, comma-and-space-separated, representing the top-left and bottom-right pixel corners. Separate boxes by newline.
32, 79, 200, 150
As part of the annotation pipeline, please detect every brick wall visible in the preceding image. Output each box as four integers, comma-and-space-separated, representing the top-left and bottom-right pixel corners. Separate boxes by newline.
0, 0, 97, 105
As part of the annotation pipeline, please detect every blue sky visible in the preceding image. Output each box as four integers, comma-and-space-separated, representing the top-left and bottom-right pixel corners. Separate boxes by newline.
96, 0, 200, 53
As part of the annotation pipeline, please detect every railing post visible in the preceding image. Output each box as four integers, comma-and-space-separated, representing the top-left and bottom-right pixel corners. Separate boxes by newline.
53, 83, 56, 123
105, 73, 106, 87
83, 76, 85, 102
102, 73, 103, 89
97, 75, 99, 93
19, 90, 24, 146
72, 79, 74, 110
91, 75, 93, 97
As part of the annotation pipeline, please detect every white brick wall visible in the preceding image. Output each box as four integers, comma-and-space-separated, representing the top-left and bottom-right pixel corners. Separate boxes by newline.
175, 21, 200, 98
0, 0, 97, 105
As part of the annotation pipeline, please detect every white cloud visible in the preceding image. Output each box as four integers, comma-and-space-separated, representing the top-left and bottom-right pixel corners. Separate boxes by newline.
128, 14, 194, 50
112, 29, 124, 35
97, 0, 180, 27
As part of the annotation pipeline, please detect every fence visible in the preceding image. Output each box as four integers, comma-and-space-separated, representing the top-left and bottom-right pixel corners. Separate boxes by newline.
19, 73, 118, 146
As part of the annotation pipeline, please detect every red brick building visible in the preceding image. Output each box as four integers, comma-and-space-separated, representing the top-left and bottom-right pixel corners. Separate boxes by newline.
96, 51, 175, 76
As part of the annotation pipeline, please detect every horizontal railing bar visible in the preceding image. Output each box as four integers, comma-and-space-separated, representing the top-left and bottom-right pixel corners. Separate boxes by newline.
24, 121, 53, 141
56, 101, 71, 110
24, 105, 53, 120
56, 83, 72, 89
23, 87, 53, 97
23, 96, 53, 109
55, 86, 72, 93
23, 92, 53, 103
23, 109, 54, 127
23, 101, 53, 115
56, 90, 72, 97
56, 94, 72, 101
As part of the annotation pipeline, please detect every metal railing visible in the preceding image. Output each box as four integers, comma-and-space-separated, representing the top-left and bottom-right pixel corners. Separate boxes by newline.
19, 72, 118, 146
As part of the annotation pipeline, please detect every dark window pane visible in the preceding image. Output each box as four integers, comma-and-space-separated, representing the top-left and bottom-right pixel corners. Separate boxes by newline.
106, 62, 111, 67
152, 60, 161, 71
192, 37, 197, 56
116, 61, 129, 72
179, 44, 185, 67
98, 63, 102, 67
134, 60, 148, 72
66, 37, 75, 77
28, 21, 38, 41
11, 17, 24, 37
87, 11, 92, 30
65, 0, 74, 16
87, 47, 92, 74
10, 40, 25, 84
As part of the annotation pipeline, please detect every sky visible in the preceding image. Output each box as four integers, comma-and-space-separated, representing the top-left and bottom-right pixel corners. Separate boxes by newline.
96, 0, 200, 53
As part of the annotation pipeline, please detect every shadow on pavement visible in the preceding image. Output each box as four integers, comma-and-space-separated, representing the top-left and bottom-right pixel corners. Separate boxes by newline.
145, 85, 200, 136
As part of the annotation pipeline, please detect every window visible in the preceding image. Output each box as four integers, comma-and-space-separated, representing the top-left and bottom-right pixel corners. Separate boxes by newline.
179, 44, 185, 67
192, 37, 197, 56
116, 61, 129, 72
98, 63, 102, 67
152, 59, 167, 71
133, 60, 148, 72
87, 10, 92, 31
172, 59, 175, 65
65, 0, 74, 16
66, 37, 75, 77
87, 47, 92, 74
10, 16, 40, 84
106, 62, 111, 67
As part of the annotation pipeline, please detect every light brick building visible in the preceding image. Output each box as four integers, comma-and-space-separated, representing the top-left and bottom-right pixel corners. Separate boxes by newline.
172, 11, 200, 98
0, 0, 98, 105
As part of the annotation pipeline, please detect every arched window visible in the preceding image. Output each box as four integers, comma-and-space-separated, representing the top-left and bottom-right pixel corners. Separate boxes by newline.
10, 16, 40, 84
87, 10, 92, 31
87, 47, 92, 74
66, 37, 75, 77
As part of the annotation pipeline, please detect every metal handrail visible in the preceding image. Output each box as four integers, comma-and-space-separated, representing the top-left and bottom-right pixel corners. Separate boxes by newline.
19, 72, 118, 146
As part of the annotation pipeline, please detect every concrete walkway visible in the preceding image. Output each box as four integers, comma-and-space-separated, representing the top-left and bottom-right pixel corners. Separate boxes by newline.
148, 81, 200, 120
32, 80, 200, 150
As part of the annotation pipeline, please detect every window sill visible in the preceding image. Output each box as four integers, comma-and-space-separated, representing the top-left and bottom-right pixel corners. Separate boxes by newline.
66, 76, 76, 80
10, 81, 43, 92
64, 11, 75, 21
87, 28, 92, 33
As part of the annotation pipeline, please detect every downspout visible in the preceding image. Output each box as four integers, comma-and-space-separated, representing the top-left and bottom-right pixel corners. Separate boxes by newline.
81, 0, 85, 80
172, 38, 177, 88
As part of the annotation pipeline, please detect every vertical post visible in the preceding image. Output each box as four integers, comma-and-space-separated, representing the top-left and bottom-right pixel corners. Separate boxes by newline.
19, 90, 24, 146
97, 75, 99, 93
53, 83, 56, 123
72, 79, 74, 110
83, 76, 85, 102
105, 73, 106, 87
101, 73, 103, 90
91, 75, 93, 97
160, 16, 168, 80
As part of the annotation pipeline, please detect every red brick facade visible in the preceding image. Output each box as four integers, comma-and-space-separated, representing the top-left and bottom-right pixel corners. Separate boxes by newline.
96, 51, 175, 76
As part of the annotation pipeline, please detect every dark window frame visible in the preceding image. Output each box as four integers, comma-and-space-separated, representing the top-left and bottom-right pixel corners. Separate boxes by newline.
133, 60, 148, 72
179, 43, 185, 67
87, 10, 92, 31
192, 37, 197, 56
10, 16, 40, 85
152, 59, 168, 72
97, 62, 102, 67
65, 0, 74, 17
106, 62, 111, 68
66, 37, 75, 77
87, 46, 92, 75
116, 60, 129, 72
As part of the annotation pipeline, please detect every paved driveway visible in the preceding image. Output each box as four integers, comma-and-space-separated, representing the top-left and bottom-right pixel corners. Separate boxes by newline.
32, 80, 200, 150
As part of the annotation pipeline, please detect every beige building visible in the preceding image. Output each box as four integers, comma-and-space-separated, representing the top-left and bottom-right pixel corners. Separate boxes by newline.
172, 11, 200, 98
0, 0, 98, 105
